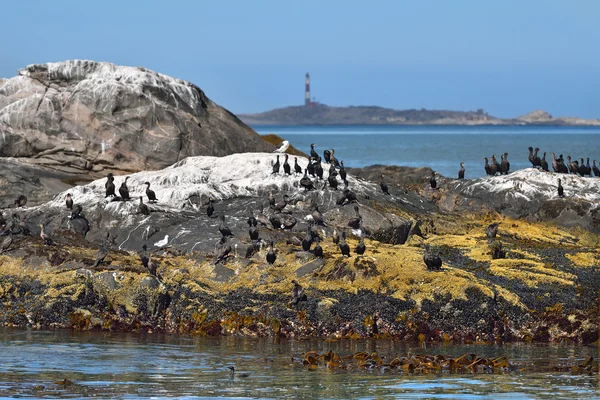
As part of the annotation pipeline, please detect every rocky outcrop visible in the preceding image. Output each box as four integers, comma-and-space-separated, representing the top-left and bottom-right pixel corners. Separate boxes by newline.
0, 60, 273, 176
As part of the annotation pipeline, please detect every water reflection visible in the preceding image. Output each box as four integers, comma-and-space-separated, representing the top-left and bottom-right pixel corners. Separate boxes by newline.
0, 328, 598, 398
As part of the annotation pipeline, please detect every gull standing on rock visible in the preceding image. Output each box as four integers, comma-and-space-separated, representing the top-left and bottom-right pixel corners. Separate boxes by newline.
273, 140, 289, 153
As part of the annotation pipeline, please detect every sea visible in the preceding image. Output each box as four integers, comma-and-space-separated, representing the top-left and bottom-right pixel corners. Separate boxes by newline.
252, 125, 600, 178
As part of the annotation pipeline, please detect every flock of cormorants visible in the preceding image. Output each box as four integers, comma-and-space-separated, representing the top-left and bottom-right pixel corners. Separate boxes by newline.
1, 143, 599, 287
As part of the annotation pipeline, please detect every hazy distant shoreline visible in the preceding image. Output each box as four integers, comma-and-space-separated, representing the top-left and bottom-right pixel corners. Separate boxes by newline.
240, 105, 600, 126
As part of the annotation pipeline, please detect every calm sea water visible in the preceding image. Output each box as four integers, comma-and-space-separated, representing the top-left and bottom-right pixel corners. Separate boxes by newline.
253, 125, 600, 178
1, 328, 598, 399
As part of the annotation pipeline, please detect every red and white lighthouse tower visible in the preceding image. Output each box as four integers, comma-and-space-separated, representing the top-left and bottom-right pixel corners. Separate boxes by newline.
305, 73, 310, 106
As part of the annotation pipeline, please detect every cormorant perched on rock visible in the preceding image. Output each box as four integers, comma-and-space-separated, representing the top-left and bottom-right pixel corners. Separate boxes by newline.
458, 163, 465, 180
105, 173, 114, 189
380, 174, 390, 194
558, 154, 568, 173
540, 153, 549, 172
294, 157, 302, 175
119, 177, 130, 200
339, 231, 350, 257
291, 279, 308, 305
429, 172, 438, 189
138, 196, 150, 216
139, 244, 149, 270
92, 232, 110, 267
593, 160, 600, 177
484, 158, 491, 176
105, 176, 116, 197
310, 143, 319, 160
147, 255, 158, 276
328, 173, 338, 190
257, 206, 270, 226
503, 152, 511, 174
329, 149, 340, 167
348, 206, 362, 229
585, 158, 592, 176
266, 240, 276, 265
0, 232, 13, 254
300, 169, 315, 191
144, 182, 157, 202
328, 163, 338, 179
332, 228, 340, 245
313, 237, 323, 257
207, 197, 214, 217
248, 218, 259, 241
490, 155, 499, 176
312, 206, 325, 226
355, 235, 366, 255
283, 154, 291, 175
578, 158, 587, 176
214, 237, 232, 265
315, 158, 324, 180
14, 195, 27, 208
272, 155, 280, 174
323, 149, 332, 164
557, 178, 564, 198
486, 222, 499, 244
62, 193, 73, 211
219, 215, 233, 238
273, 194, 289, 213
307, 157, 316, 177
567, 156, 577, 175
268, 191, 275, 208
344, 187, 359, 203
423, 244, 442, 270
301, 226, 312, 251
551, 153, 560, 173
39, 224, 53, 246
70, 204, 83, 219
532, 148, 542, 167
339, 161, 347, 182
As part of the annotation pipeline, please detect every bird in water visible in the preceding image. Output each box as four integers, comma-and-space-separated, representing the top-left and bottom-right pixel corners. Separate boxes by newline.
348, 206, 362, 229
593, 160, 600, 177
39, 224, 53, 246
323, 149, 332, 164
0, 232, 13, 254
64, 193, 74, 210
272, 155, 280, 174
332, 228, 340, 245
300, 169, 315, 191
283, 154, 291, 175
540, 153, 549, 172
458, 163, 465, 180
266, 240, 276, 265
312, 206, 325, 226
105, 175, 116, 198
557, 178, 564, 198
207, 197, 214, 218
138, 196, 150, 216
423, 244, 442, 270
486, 222, 500, 244
355, 234, 366, 255
380, 174, 390, 195
227, 366, 250, 378
144, 182, 157, 203
294, 157, 302, 175
339, 231, 350, 257
213, 237, 232, 265
219, 215, 233, 238
429, 172, 438, 189
92, 232, 111, 267
119, 177, 130, 200
14, 195, 27, 208
339, 161, 347, 182
291, 279, 308, 305
313, 237, 323, 257
273, 194, 289, 213
310, 143, 319, 160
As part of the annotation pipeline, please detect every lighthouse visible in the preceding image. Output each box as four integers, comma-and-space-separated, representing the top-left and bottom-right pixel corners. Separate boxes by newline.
305, 73, 310, 106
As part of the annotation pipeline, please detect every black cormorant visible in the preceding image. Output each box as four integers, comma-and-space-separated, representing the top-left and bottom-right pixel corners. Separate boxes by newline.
214, 237, 232, 265
301, 226, 312, 251
332, 228, 340, 244
273, 194, 289, 213
458, 163, 465, 180
585, 158, 592, 176
540, 153, 549, 172
139, 244, 149, 270
138, 196, 150, 215
423, 244, 442, 270
105, 173, 114, 189
380, 174, 390, 194
532, 148, 542, 167
347, 206, 361, 229
119, 177, 130, 200
339, 231, 350, 257
313, 237, 323, 257
272, 155, 280, 174
551, 153, 560, 173
329, 149, 340, 167
105, 176, 116, 197
323, 149, 332, 163
429, 172, 438, 189
300, 169, 315, 191
315, 158, 324, 180
310, 143, 318, 160
328, 173, 338, 190
355, 235, 366, 255
266, 241, 276, 265
291, 279, 307, 305
593, 160, 600, 177
283, 154, 291, 175
307, 157, 316, 177
484, 158, 491, 176
65, 193, 74, 210
294, 157, 302, 175
557, 179, 564, 197
503, 152, 510, 174
14, 195, 27, 208
207, 197, 214, 217
312, 206, 325, 226
489, 156, 499, 176
248, 218, 259, 241
145, 182, 157, 202
219, 215, 233, 238
339, 161, 347, 181
227, 366, 250, 378
578, 158, 587, 176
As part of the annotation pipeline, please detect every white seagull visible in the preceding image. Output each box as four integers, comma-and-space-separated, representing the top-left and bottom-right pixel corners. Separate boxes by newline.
154, 234, 169, 248
273, 140, 289, 153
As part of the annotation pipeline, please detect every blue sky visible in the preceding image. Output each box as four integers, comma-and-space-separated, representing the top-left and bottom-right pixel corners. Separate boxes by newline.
1, 0, 599, 117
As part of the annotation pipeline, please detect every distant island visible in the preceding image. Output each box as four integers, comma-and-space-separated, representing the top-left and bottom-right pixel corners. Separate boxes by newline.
239, 105, 600, 126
